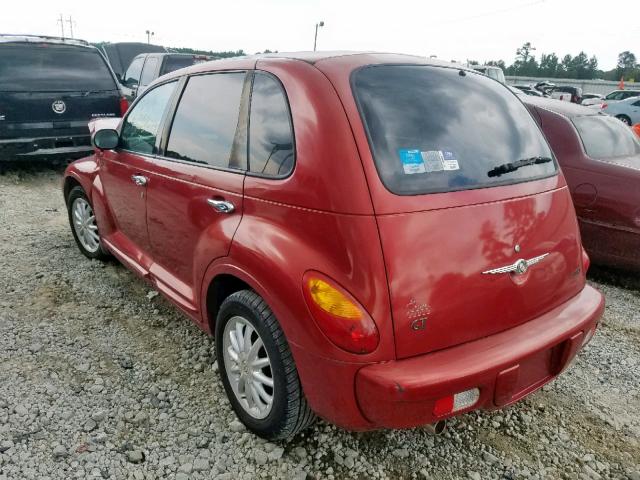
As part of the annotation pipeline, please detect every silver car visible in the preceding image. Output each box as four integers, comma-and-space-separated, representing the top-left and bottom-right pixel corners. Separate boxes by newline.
601, 95, 640, 125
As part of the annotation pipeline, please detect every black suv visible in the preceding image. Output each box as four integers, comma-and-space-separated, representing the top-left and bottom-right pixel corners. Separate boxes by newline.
0, 35, 126, 163
120, 53, 212, 101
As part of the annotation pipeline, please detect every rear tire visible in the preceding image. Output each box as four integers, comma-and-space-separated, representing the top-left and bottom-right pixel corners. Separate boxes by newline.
66, 186, 109, 260
616, 114, 632, 126
216, 290, 316, 439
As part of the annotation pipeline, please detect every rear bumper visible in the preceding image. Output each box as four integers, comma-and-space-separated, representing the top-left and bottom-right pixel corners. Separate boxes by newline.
0, 135, 92, 161
355, 284, 604, 429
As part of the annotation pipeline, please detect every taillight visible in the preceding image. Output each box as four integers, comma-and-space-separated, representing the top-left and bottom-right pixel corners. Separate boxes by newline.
582, 247, 590, 273
433, 388, 480, 417
302, 272, 379, 354
600, 103, 607, 109
632, 124, 640, 138
119, 97, 129, 116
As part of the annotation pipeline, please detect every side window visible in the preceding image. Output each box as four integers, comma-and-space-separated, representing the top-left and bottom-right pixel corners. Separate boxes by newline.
166, 73, 246, 168
249, 72, 295, 176
139, 57, 159, 86
633, 100, 640, 107
123, 57, 144, 87
120, 81, 177, 155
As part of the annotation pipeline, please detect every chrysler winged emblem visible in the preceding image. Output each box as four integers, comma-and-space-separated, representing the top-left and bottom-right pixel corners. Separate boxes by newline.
482, 253, 549, 275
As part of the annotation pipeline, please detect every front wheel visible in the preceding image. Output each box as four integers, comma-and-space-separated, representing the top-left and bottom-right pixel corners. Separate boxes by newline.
66, 186, 109, 260
616, 114, 632, 126
216, 290, 316, 439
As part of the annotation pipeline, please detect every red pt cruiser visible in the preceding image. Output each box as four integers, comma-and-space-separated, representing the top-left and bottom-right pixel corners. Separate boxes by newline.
63, 52, 604, 439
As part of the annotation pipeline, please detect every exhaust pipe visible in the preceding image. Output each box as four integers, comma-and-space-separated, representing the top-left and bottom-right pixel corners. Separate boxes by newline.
424, 419, 447, 435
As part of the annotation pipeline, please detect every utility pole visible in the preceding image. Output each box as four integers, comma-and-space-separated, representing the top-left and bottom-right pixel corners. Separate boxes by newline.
57, 14, 65, 38
66, 16, 74, 38
313, 21, 324, 51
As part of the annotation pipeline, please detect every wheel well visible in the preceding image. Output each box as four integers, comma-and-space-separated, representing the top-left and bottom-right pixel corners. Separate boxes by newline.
206, 274, 252, 331
63, 177, 82, 204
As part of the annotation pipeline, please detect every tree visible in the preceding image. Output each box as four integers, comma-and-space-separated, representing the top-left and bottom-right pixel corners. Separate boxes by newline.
616, 51, 637, 80
485, 60, 507, 71
510, 42, 539, 76
539, 53, 560, 77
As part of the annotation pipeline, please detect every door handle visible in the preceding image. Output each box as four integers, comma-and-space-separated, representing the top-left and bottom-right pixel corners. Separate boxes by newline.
207, 198, 235, 214
131, 174, 148, 186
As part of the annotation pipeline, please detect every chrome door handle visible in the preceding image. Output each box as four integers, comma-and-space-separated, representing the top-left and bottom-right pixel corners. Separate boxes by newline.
131, 175, 148, 186
207, 198, 235, 214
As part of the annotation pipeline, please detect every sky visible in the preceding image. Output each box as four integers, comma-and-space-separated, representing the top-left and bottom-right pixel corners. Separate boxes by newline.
2, 0, 637, 70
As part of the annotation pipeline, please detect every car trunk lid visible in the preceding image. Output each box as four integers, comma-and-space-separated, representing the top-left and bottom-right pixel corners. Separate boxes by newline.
376, 184, 585, 358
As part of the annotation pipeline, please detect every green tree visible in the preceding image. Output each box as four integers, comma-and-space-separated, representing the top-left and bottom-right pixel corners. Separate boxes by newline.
616, 51, 637, 79
539, 53, 560, 77
510, 42, 539, 76
486, 60, 507, 71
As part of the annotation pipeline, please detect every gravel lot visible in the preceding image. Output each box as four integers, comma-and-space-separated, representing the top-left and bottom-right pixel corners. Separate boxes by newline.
0, 166, 639, 480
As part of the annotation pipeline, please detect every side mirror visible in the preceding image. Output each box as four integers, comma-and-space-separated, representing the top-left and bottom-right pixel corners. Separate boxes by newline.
93, 129, 119, 150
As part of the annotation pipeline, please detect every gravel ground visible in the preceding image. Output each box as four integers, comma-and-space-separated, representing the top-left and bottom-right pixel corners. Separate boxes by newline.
0, 166, 639, 480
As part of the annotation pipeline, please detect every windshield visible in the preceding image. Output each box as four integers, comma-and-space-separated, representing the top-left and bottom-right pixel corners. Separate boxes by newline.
573, 115, 640, 161
0, 44, 117, 92
352, 65, 557, 195
160, 56, 201, 76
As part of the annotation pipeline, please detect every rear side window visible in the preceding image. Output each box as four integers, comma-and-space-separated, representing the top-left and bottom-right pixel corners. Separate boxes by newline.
140, 57, 159, 86
0, 44, 116, 92
120, 81, 177, 155
123, 57, 144, 87
353, 65, 557, 195
573, 115, 640, 159
161, 56, 198, 76
166, 73, 246, 169
249, 72, 294, 176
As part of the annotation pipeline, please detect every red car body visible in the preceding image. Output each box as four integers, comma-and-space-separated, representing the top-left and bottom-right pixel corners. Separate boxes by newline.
523, 96, 640, 271
64, 52, 604, 432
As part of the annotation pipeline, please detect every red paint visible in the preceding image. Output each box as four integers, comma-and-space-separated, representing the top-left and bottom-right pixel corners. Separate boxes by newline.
64, 52, 604, 431
524, 97, 640, 271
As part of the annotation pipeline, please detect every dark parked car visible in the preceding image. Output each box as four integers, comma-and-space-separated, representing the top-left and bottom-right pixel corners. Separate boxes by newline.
120, 53, 212, 101
100, 42, 166, 81
0, 34, 127, 163
523, 96, 640, 270
64, 52, 603, 439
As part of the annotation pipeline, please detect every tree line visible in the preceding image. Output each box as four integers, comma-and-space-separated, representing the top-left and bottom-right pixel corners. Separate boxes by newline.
471, 42, 639, 81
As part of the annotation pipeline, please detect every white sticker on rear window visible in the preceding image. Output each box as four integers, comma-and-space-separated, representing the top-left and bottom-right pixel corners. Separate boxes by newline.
421, 150, 444, 172
398, 149, 426, 174
442, 150, 460, 171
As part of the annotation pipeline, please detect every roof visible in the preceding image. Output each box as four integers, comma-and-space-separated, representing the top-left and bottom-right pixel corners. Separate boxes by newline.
160, 51, 472, 82
249, 50, 457, 67
521, 95, 601, 118
0, 34, 90, 47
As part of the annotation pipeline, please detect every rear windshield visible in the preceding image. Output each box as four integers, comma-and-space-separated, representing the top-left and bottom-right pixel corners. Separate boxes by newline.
573, 115, 640, 159
160, 56, 201, 76
0, 44, 116, 92
352, 65, 557, 195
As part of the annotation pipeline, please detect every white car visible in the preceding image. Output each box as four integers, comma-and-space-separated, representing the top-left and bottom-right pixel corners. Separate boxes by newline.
583, 89, 640, 106
601, 95, 640, 125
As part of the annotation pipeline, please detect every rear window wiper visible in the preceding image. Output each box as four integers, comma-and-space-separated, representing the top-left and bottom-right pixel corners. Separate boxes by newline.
487, 156, 552, 178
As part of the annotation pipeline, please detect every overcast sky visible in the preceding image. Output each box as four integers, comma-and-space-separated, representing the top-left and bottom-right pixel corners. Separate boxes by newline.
2, 0, 637, 70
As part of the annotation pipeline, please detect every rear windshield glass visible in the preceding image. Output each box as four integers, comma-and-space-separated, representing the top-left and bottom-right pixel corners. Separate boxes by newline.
573, 115, 640, 159
0, 44, 116, 92
160, 56, 200, 76
352, 65, 556, 195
